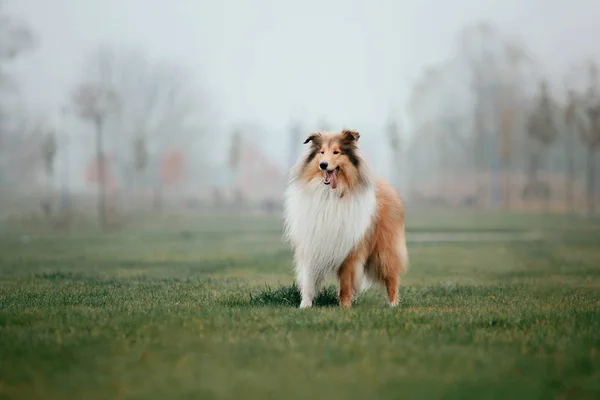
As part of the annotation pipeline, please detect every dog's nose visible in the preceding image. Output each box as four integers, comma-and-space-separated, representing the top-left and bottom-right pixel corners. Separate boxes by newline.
319, 161, 328, 170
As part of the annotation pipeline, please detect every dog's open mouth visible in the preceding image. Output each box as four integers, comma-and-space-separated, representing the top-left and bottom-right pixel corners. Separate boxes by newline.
323, 167, 340, 189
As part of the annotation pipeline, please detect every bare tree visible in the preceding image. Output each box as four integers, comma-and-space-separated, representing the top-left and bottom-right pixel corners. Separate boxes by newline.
36, 125, 56, 217
0, 5, 35, 88
132, 135, 148, 188
583, 105, 600, 214
564, 89, 582, 213
41, 126, 56, 191
405, 22, 542, 210
0, 114, 47, 191
524, 80, 559, 210
0, 5, 35, 183
579, 61, 600, 214
228, 128, 245, 209
497, 41, 533, 210
407, 65, 452, 199
459, 22, 499, 204
498, 96, 515, 209
71, 82, 120, 228
79, 46, 208, 212
386, 119, 403, 191
409, 55, 487, 205
456, 22, 535, 208
41, 129, 57, 178
229, 128, 242, 181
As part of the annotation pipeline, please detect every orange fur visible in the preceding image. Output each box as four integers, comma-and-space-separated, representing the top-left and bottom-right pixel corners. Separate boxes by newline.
336, 180, 407, 307
294, 129, 408, 308
300, 130, 368, 193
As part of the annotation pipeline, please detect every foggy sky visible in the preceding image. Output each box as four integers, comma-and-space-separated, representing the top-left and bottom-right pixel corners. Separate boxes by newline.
6, 0, 600, 138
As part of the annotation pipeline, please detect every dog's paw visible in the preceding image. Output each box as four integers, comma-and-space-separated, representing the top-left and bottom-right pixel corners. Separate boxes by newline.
299, 299, 313, 308
339, 299, 352, 309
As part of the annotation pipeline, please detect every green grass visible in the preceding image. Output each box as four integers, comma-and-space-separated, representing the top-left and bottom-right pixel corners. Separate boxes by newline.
1, 211, 600, 399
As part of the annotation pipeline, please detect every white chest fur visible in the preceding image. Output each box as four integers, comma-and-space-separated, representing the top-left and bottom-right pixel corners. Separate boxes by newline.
283, 179, 377, 275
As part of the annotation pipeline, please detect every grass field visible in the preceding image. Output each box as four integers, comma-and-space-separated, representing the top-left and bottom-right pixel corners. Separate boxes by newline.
1, 211, 600, 399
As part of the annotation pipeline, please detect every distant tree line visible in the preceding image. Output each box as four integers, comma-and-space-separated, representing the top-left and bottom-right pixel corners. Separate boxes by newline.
402, 22, 600, 215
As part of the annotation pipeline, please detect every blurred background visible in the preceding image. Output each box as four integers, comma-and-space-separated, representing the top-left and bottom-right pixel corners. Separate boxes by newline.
3, 3, 600, 397
1, 0, 600, 228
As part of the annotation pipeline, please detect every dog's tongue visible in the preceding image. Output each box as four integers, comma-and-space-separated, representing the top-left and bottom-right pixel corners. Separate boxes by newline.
326, 171, 338, 189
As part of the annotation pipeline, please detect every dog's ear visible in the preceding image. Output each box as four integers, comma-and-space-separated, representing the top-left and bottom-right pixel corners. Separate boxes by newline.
303, 132, 322, 145
341, 129, 360, 143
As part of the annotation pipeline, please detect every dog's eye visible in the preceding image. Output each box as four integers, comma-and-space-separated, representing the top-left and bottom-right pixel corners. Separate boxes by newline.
320, 151, 324, 154
333, 151, 340, 155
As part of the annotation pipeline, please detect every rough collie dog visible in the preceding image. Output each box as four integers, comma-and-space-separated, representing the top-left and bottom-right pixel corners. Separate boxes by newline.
283, 129, 408, 308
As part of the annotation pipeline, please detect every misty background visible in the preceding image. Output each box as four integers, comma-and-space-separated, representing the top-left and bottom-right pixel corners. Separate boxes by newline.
2, 0, 600, 228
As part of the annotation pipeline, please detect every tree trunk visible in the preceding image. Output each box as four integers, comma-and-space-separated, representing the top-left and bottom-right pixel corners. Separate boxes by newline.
499, 121, 512, 211
528, 151, 540, 184
403, 151, 411, 202
473, 113, 485, 208
60, 132, 71, 215
437, 138, 446, 196
587, 148, 596, 215
565, 134, 574, 214
95, 117, 107, 229
391, 151, 401, 193
502, 163, 510, 211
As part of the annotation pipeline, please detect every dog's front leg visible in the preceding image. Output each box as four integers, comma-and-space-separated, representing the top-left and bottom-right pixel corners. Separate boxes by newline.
337, 246, 369, 308
296, 263, 321, 308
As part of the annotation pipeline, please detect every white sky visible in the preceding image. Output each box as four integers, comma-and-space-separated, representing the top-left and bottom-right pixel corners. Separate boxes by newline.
5, 0, 600, 171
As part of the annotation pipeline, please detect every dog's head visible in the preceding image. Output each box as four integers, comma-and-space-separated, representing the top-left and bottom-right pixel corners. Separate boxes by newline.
298, 129, 366, 190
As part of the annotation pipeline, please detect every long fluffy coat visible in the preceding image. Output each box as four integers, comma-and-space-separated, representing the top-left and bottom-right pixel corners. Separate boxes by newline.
283, 129, 408, 308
